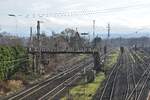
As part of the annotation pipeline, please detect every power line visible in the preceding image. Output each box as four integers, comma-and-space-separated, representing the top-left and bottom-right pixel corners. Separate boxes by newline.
7, 2, 150, 18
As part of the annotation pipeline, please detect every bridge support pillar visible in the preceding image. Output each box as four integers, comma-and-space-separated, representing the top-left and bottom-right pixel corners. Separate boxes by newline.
93, 53, 101, 72
32, 53, 45, 74
32, 54, 38, 73
33, 54, 36, 73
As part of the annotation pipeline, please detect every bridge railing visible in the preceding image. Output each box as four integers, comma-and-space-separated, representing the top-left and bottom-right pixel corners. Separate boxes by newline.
28, 47, 99, 53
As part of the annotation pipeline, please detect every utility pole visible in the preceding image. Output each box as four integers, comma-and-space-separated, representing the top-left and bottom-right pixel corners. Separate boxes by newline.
93, 20, 95, 40
30, 27, 33, 47
104, 23, 110, 58
106, 23, 111, 51
136, 31, 138, 49
75, 27, 78, 50
36, 21, 43, 74
29, 27, 35, 73
37, 21, 40, 46
30, 27, 32, 36
107, 23, 110, 38
93, 20, 96, 48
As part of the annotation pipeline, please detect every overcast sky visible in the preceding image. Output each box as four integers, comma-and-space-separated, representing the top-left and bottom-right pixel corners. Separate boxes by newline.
0, 0, 150, 37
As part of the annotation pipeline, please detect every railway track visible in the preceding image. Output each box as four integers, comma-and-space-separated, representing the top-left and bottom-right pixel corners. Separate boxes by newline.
99, 49, 135, 100
99, 53, 122, 100
126, 63, 150, 100
4, 56, 93, 100
130, 50, 147, 83
5, 51, 110, 100
41, 63, 94, 100
125, 49, 137, 100
126, 49, 150, 100
112, 49, 129, 100
97, 48, 150, 100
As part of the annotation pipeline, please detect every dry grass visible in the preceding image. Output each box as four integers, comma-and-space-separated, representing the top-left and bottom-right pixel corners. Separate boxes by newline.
7, 80, 23, 91
0, 80, 23, 96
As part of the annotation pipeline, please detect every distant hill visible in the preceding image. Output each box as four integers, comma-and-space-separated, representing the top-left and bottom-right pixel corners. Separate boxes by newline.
97, 32, 150, 39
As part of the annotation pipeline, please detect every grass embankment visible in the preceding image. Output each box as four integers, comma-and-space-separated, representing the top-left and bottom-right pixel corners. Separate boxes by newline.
62, 72, 105, 100
78, 54, 89, 60
61, 50, 119, 100
103, 50, 119, 71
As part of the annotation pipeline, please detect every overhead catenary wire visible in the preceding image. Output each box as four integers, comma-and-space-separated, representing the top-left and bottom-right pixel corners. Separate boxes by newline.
7, 2, 150, 18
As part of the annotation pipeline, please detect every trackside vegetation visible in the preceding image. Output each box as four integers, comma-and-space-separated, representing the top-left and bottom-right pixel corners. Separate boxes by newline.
0, 46, 27, 80
61, 50, 119, 100
103, 50, 119, 71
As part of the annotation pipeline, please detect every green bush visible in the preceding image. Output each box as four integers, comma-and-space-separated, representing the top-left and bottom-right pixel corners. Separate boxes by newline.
0, 46, 27, 80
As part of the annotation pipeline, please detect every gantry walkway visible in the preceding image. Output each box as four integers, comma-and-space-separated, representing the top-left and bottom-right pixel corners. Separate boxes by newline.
28, 47, 99, 54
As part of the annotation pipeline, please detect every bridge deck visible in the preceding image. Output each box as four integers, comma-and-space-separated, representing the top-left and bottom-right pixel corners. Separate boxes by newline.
28, 47, 99, 54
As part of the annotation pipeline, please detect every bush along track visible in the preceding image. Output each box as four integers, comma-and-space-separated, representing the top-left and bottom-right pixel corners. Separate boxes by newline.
0, 45, 28, 96
0, 45, 28, 80
61, 50, 119, 100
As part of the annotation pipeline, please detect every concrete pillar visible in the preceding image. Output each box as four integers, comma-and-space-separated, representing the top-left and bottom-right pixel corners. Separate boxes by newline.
33, 54, 37, 73
93, 52, 101, 72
